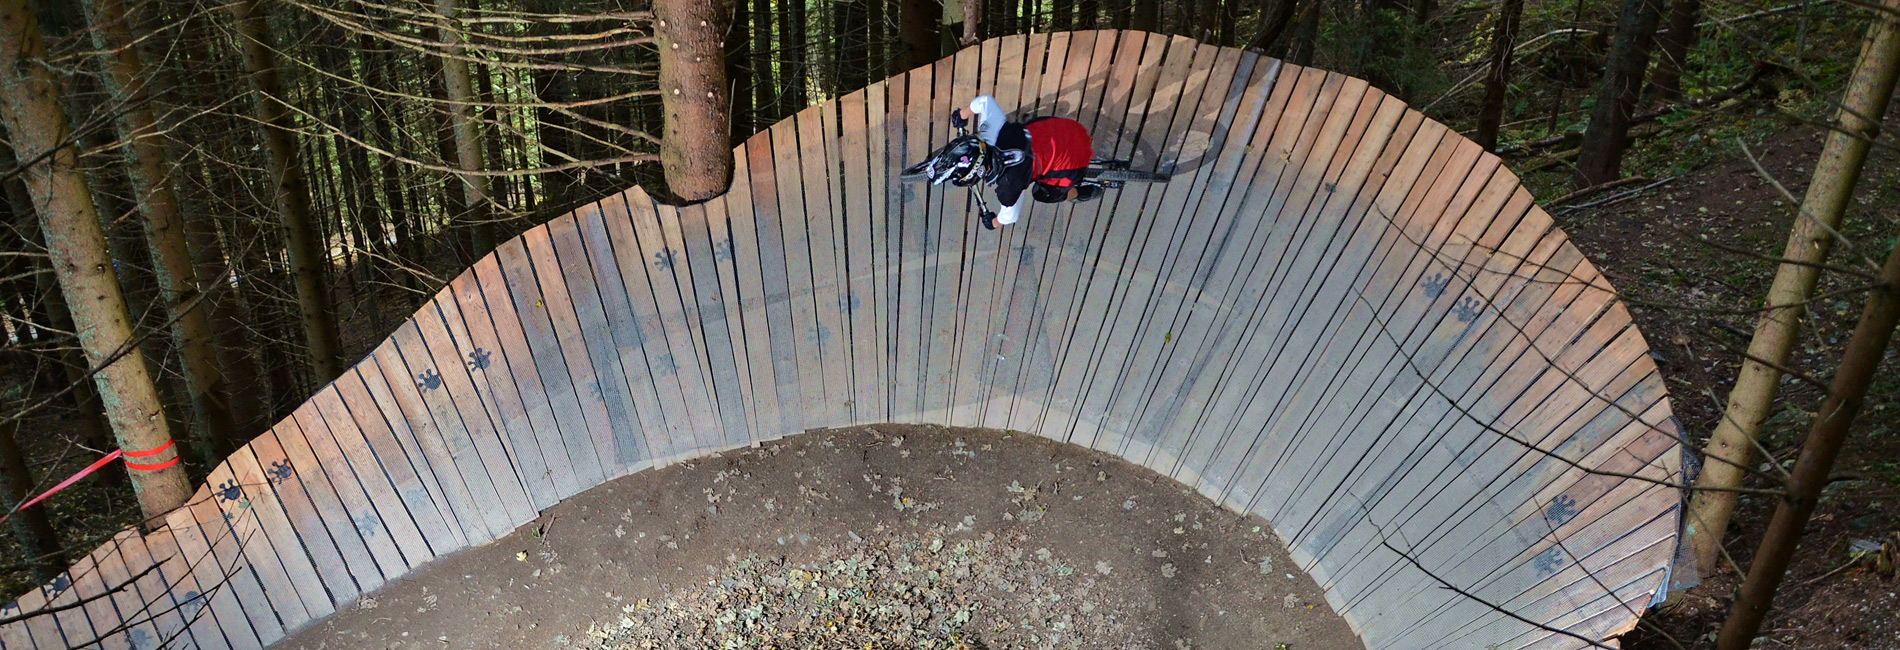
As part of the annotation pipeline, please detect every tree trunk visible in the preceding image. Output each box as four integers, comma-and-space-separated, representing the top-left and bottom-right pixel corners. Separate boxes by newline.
835, 0, 869, 93
1131, 0, 1158, 31
656, 0, 733, 202
1255, 0, 1300, 55
1646, 0, 1701, 105
228, 0, 345, 383
1715, 217, 1900, 650
728, 0, 752, 139
167, 6, 269, 431
1054, 0, 1072, 31
866, 0, 885, 79
780, 0, 808, 110
3, 143, 123, 485
899, 0, 940, 72
0, 0, 191, 520
1290, 1, 1321, 65
962, 0, 983, 45
749, 0, 776, 126
1572, 0, 1666, 188
436, 0, 499, 256
0, 417, 65, 580
1218, 0, 1243, 46
1473, 0, 1526, 151
82, 0, 243, 461
1685, 0, 1900, 578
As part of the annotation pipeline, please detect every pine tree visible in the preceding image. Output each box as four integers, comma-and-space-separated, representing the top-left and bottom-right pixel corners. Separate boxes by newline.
656, 0, 733, 201
229, 0, 346, 383
0, 0, 191, 520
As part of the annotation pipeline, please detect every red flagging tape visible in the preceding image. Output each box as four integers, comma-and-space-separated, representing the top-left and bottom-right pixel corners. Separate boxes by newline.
0, 441, 180, 525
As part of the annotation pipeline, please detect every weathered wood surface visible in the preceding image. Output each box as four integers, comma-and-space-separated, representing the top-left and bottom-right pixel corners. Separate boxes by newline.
1, 32, 1684, 650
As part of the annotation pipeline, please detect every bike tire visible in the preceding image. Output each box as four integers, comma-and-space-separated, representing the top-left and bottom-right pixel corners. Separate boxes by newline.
1094, 168, 1170, 183
899, 160, 934, 182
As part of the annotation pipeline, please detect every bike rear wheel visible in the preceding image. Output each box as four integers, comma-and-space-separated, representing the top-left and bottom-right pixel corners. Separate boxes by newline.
1090, 168, 1170, 183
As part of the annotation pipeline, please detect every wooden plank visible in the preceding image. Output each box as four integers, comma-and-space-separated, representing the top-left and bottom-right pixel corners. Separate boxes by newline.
671, 201, 751, 444
331, 364, 461, 553
892, 66, 933, 420
1219, 88, 1421, 521
355, 349, 485, 546
700, 195, 768, 440
166, 490, 272, 648
766, 118, 832, 428
225, 443, 336, 620
407, 301, 540, 524
1195, 80, 1469, 509
89, 532, 158, 650
69, 546, 126, 650
1326, 284, 1634, 620
1094, 39, 1238, 461
380, 324, 514, 541
42, 562, 97, 647
812, 99, 858, 425
1201, 73, 1386, 507
112, 529, 195, 649
835, 90, 885, 425
1312, 240, 1600, 608
1026, 30, 1155, 440
1285, 189, 1560, 573
307, 384, 439, 565
445, 268, 579, 502
944, 37, 1011, 426
201, 458, 311, 632
742, 133, 809, 433
1124, 55, 1293, 469
722, 140, 789, 437
621, 196, 725, 451
243, 428, 363, 610
426, 284, 560, 512
919, 49, 979, 422
951, 35, 1030, 426
861, 80, 894, 424
1002, 30, 1101, 434
1280, 191, 1551, 554
566, 197, 682, 464
655, 203, 739, 442
287, 402, 411, 579
12, 576, 64, 648
484, 238, 612, 485
140, 525, 232, 650
519, 225, 635, 474
1052, 34, 1202, 451
982, 31, 1075, 431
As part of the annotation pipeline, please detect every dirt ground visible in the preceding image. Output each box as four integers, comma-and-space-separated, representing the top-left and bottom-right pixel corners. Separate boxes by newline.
274, 425, 1364, 650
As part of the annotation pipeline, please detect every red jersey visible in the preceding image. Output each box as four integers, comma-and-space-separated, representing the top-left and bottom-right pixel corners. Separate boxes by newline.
1025, 118, 1094, 187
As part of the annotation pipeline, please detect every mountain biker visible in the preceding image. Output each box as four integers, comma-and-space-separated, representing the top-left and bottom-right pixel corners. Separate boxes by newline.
938, 95, 1107, 230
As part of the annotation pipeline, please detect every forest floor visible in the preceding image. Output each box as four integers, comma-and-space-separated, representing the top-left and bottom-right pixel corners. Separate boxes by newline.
273, 425, 1363, 650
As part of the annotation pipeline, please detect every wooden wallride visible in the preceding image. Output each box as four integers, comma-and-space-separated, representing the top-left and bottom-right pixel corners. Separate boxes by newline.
1, 32, 1687, 650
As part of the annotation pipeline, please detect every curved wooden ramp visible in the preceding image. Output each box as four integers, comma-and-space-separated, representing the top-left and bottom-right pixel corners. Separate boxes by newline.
1, 31, 1688, 650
